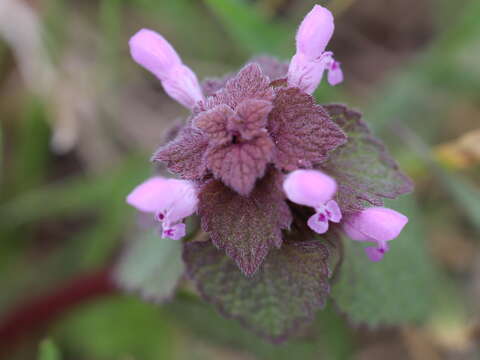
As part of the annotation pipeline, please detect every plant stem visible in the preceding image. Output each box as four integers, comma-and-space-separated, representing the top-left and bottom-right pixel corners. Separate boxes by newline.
0, 266, 117, 355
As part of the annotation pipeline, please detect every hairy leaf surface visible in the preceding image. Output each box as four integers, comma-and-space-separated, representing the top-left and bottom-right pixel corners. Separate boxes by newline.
198, 171, 291, 275
153, 126, 209, 180
184, 239, 333, 342
201, 63, 275, 111
268, 88, 346, 171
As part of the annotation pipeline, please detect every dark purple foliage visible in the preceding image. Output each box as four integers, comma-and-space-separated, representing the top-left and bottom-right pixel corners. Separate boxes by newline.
268, 87, 347, 171
198, 170, 291, 276
153, 126, 209, 180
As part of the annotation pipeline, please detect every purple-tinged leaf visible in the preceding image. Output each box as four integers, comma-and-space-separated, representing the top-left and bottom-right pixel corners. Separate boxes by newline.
251, 56, 288, 82
196, 98, 275, 195
200, 63, 275, 111
268, 87, 346, 171
320, 104, 414, 213
153, 126, 209, 180
205, 135, 274, 196
201, 74, 231, 97
194, 99, 273, 147
183, 239, 334, 343
195, 104, 235, 146
200, 57, 287, 99
228, 99, 273, 140
198, 171, 291, 275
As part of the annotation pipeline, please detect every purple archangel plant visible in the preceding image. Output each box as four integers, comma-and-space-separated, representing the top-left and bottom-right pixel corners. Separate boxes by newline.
125, 5, 413, 342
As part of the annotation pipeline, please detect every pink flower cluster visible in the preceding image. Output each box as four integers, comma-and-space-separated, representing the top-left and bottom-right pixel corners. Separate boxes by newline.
125, 4, 408, 262
282, 170, 408, 262
128, 170, 407, 262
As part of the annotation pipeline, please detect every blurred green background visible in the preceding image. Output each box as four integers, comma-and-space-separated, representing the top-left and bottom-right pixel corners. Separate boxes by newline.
1, 0, 480, 359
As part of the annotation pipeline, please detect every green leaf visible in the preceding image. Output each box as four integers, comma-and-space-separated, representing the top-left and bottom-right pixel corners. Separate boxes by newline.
38, 339, 61, 360
332, 195, 437, 326
203, 0, 292, 57
183, 239, 334, 343
321, 104, 413, 213
114, 229, 184, 302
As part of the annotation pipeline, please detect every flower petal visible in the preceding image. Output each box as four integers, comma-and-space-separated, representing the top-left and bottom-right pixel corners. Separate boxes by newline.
126, 177, 171, 213
364, 246, 385, 262
161, 64, 205, 108
325, 199, 342, 223
283, 169, 337, 208
295, 5, 334, 59
342, 221, 370, 241
344, 207, 408, 242
307, 212, 329, 234
162, 222, 186, 240
129, 29, 203, 108
126, 177, 198, 221
129, 29, 181, 77
163, 179, 199, 223
327, 61, 343, 86
287, 53, 327, 94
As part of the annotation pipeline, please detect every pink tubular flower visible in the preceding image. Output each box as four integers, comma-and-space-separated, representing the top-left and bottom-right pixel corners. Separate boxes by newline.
287, 5, 343, 93
283, 169, 342, 234
342, 207, 408, 262
126, 176, 198, 240
129, 29, 204, 109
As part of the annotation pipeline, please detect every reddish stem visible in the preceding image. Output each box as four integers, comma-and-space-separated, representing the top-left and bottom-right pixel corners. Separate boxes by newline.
0, 266, 117, 354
